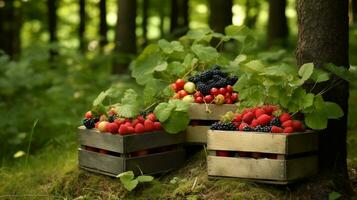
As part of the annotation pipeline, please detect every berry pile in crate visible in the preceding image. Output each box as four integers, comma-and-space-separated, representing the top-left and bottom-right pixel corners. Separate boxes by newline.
210, 105, 305, 134
170, 65, 239, 104
82, 109, 162, 134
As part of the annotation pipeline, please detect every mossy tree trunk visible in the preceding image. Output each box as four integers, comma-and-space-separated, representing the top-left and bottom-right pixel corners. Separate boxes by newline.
267, 0, 288, 47
47, 0, 58, 58
209, 0, 232, 33
99, 0, 108, 48
296, 0, 353, 196
142, 0, 149, 47
170, 0, 189, 37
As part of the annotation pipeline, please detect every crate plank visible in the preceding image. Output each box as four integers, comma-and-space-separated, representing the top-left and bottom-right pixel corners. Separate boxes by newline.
286, 156, 318, 180
207, 156, 286, 180
207, 130, 287, 154
79, 149, 124, 175
186, 125, 209, 143
189, 103, 237, 120
286, 131, 318, 154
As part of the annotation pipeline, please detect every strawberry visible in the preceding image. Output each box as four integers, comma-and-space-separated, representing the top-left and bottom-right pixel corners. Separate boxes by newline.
178, 90, 188, 98
224, 98, 233, 104
119, 125, 129, 135
114, 118, 124, 126
134, 123, 145, 133
124, 118, 131, 123
239, 122, 249, 131
292, 120, 304, 132
231, 93, 238, 101
144, 120, 154, 132
99, 115, 108, 122
131, 119, 140, 127
195, 96, 203, 103
127, 126, 135, 134
234, 114, 242, 122
257, 114, 272, 125
251, 119, 259, 127
233, 121, 241, 128
175, 79, 185, 90
282, 120, 293, 128
283, 127, 294, 134
219, 88, 226, 95
216, 151, 230, 157
262, 105, 274, 115
85, 111, 93, 119
171, 83, 178, 92
226, 85, 233, 93
146, 113, 157, 122
203, 95, 214, 103
137, 115, 145, 123
210, 88, 219, 96
254, 108, 266, 118
124, 121, 132, 127
242, 111, 254, 124
279, 113, 292, 123
271, 126, 284, 133
153, 122, 162, 130
194, 91, 203, 98
105, 122, 119, 134
242, 108, 253, 115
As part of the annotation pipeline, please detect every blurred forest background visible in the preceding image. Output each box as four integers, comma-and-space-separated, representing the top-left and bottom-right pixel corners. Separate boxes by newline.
0, 0, 357, 187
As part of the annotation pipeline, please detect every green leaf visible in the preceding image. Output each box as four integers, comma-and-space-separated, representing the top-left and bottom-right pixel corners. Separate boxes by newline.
183, 28, 212, 42
298, 63, 314, 82
224, 25, 250, 42
162, 111, 190, 134
324, 102, 344, 119
302, 93, 315, 109
136, 175, 154, 183
170, 99, 190, 112
191, 44, 219, 63
121, 89, 138, 104
311, 68, 329, 83
143, 79, 167, 106
305, 112, 328, 130
116, 104, 140, 118
117, 171, 135, 180
93, 91, 107, 107
328, 192, 342, 200
154, 61, 168, 72
158, 39, 184, 54
324, 63, 357, 83
154, 103, 175, 122
242, 60, 265, 72
166, 62, 186, 77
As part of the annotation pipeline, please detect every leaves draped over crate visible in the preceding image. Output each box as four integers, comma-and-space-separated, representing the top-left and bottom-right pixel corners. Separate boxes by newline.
116, 171, 153, 191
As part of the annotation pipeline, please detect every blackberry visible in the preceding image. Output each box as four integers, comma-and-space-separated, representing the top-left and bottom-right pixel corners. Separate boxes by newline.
83, 118, 95, 129
108, 115, 116, 123
214, 78, 229, 88
242, 126, 252, 132
197, 83, 211, 95
261, 126, 272, 132
93, 117, 100, 123
188, 76, 200, 83
198, 71, 213, 81
269, 118, 281, 127
139, 110, 149, 117
210, 122, 236, 131
228, 76, 238, 85
254, 125, 263, 132
212, 65, 221, 70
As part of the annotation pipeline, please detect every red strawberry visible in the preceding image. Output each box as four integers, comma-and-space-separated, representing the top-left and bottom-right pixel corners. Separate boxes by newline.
233, 121, 241, 128
279, 113, 292, 123
292, 120, 304, 132
132, 119, 140, 127
171, 83, 178, 91
219, 88, 226, 95
153, 122, 162, 130
175, 79, 185, 90
254, 108, 266, 118
257, 114, 272, 125
105, 122, 119, 134
195, 96, 203, 103
242, 112, 254, 124
239, 122, 249, 131
134, 123, 145, 133
127, 126, 135, 134
216, 151, 230, 157
282, 120, 293, 128
251, 119, 259, 127
210, 88, 219, 96
146, 113, 157, 122
119, 125, 129, 135
271, 126, 284, 133
178, 90, 188, 98
124, 121, 132, 127
203, 95, 214, 103
242, 108, 253, 115
124, 118, 131, 123
231, 93, 238, 101
137, 115, 145, 123
234, 114, 242, 122
226, 85, 233, 93
283, 127, 294, 134
85, 111, 93, 119
144, 120, 154, 132
224, 98, 233, 104
114, 118, 124, 126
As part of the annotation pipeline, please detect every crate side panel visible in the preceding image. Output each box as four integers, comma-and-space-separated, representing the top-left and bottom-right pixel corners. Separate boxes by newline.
207, 156, 286, 180
189, 103, 237, 120
287, 132, 318, 154
286, 155, 318, 181
186, 126, 209, 143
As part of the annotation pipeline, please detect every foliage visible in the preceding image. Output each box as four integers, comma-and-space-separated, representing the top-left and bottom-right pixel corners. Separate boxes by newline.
116, 171, 153, 191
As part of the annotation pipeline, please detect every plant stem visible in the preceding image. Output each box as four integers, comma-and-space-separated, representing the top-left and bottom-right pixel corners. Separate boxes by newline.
26, 119, 38, 168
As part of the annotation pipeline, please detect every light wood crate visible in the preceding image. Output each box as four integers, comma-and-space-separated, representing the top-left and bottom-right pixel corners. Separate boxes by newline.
78, 126, 185, 177
186, 103, 237, 144
207, 130, 318, 184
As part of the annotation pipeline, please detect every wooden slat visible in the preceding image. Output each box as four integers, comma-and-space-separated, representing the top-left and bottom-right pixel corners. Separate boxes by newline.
207, 130, 287, 154
188, 103, 237, 120
286, 131, 318, 154
78, 149, 124, 175
185, 125, 209, 143
78, 127, 124, 153
207, 156, 286, 180
286, 155, 318, 180
125, 149, 186, 175
80, 166, 117, 177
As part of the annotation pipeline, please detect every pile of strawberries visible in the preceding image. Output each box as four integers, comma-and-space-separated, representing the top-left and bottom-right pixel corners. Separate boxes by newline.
83, 109, 162, 135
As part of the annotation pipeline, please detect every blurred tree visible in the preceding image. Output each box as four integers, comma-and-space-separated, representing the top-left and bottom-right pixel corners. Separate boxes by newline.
209, 0, 232, 33
353, 0, 357, 22
244, 0, 260, 29
0, 0, 21, 59
142, 0, 149, 46
47, 0, 58, 43
267, 0, 288, 47
170, 0, 189, 37
159, 1, 166, 37
113, 0, 137, 74
79, 0, 86, 53
99, 0, 108, 48
296, 0, 353, 196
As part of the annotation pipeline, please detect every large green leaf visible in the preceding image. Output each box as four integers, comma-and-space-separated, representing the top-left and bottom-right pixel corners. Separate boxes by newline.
143, 79, 167, 106
136, 175, 154, 183
298, 63, 314, 82
158, 39, 184, 54
170, 99, 190, 112
304, 112, 328, 130
154, 103, 175, 122
224, 25, 250, 42
311, 68, 330, 83
162, 111, 190, 134
324, 102, 344, 119
191, 44, 219, 63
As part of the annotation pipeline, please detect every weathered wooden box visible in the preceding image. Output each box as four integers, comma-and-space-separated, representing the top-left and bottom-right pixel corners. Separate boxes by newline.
207, 130, 318, 184
186, 103, 237, 144
78, 126, 185, 177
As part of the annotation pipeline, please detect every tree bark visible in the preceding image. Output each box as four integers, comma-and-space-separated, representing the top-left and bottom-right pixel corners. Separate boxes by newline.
244, 0, 260, 29
0, 0, 21, 59
47, 0, 58, 43
209, 0, 232, 33
113, 0, 137, 74
170, 0, 189, 37
142, 0, 149, 46
353, 0, 357, 22
267, 0, 288, 46
79, 0, 86, 53
296, 0, 353, 196
99, 0, 108, 48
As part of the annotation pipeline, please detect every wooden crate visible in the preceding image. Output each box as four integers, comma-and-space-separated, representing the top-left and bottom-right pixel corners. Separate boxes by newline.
186, 103, 237, 144
207, 130, 318, 184
78, 126, 185, 177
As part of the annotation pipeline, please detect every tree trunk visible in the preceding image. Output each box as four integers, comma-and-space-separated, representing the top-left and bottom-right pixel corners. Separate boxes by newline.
47, 0, 58, 43
159, 1, 165, 38
209, 0, 232, 33
142, 0, 149, 46
99, 0, 108, 48
353, 0, 357, 22
170, 0, 189, 37
296, 0, 353, 196
0, 0, 21, 59
267, 0, 288, 46
113, 0, 137, 74
79, 0, 86, 53
244, 0, 260, 29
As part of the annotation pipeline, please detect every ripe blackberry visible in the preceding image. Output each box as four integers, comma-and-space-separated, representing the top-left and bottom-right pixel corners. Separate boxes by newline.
197, 83, 211, 95
108, 115, 116, 123
214, 78, 229, 88
254, 125, 263, 132
242, 126, 252, 131
211, 65, 221, 70
139, 110, 149, 117
198, 71, 213, 81
261, 126, 272, 132
228, 76, 238, 85
269, 118, 281, 127
210, 122, 236, 130
83, 118, 95, 129
188, 76, 200, 83
93, 117, 100, 123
